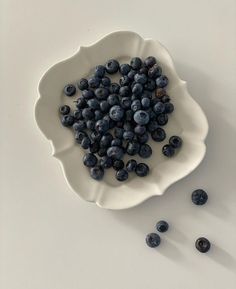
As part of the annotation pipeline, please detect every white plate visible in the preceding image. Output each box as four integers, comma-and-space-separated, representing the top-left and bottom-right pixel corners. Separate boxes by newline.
35, 31, 208, 210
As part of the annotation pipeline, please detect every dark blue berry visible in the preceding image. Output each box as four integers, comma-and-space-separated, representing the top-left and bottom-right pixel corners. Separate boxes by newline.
164, 102, 174, 113
144, 79, 156, 91
151, 128, 166, 142
76, 97, 87, 108
119, 63, 131, 75
134, 125, 146, 135
123, 130, 134, 141
98, 156, 113, 169
73, 120, 86, 131
109, 83, 120, 94
141, 97, 150, 109
139, 144, 152, 158
94, 110, 104, 121
195, 237, 211, 253
81, 136, 91, 149
169, 136, 182, 149
133, 110, 150, 125
109, 105, 125, 121
151, 98, 160, 107
125, 110, 134, 121
89, 141, 100, 153
120, 97, 131, 110
78, 78, 88, 90
83, 153, 97, 167
119, 86, 131, 97
131, 99, 141, 112
127, 69, 136, 80
90, 166, 104, 180
82, 108, 94, 120
156, 220, 169, 233
107, 94, 119, 106
162, 95, 170, 103
107, 146, 124, 159
64, 84, 76, 96
130, 57, 142, 70
59, 105, 70, 115
100, 100, 110, 112
95, 119, 109, 133
75, 131, 87, 144
147, 120, 158, 132
95, 87, 109, 100
87, 98, 100, 110
134, 73, 147, 84
86, 120, 95, 130
113, 159, 124, 171
191, 189, 208, 205
146, 233, 161, 248
98, 147, 107, 157
61, 115, 74, 127
148, 64, 162, 79
94, 65, 106, 78
157, 114, 168, 126
132, 83, 143, 96
114, 127, 124, 139
101, 76, 111, 87
105, 59, 119, 74
90, 131, 102, 142
120, 76, 131, 86
135, 163, 149, 177
126, 141, 140, 155
88, 76, 100, 88
156, 75, 169, 88
111, 138, 122, 146
153, 102, 165, 114
116, 169, 128, 181
73, 110, 83, 120
162, 144, 175, 157
100, 133, 113, 148
139, 67, 148, 74
126, 159, 137, 172
82, 89, 95, 100
137, 132, 149, 144
144, 56, 156, 68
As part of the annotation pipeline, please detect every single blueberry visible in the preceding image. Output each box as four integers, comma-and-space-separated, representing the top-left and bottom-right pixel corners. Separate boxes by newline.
130, 57, 142, 70
64, 84, 76, 96
127, 69, 136, 80
153, 102, 165, 114
81, 136, 91, 149
148, 64, 162, 79
137, 132, 149, 144
94, 65, 106, 78
94, 110, 104, 121
147, 120, 158, 132
141, 97, 150, 109
139, 144, 152, 158
162, 144, 175, 157
151, 128, 166, 142
105, 59, 119, 74
98, 156, 113, 169
131, 99, 141, 112
98, 147, 107, 157
111, 138, 122, 146
87, 98, 100, 110
146, 233, 161, 248
75, 131, 87, 144
86, 120, 95, 130
119, 63, 131, 75
156, 75, 169, 88
162, 95, 171, 103
132, 83, 143, 96
134, 73, 147, 84
156, 220, 169, 233
139, 66, 148, 75
144, 56, 156, 68
95, 87, 109, 100
123, 130, 134, 141
116, 169, 128, 181
95, 119, 109, 133
61, 115, 75, 127
73, 110, 83, 120
90, 166, 104, 180
164, 102, 174, 113
169, 136, 182, 149
113, 159, 124, 171
144, 78, 156, 91
120, 97, 131, 110
82, 89, 95, 100
78, 78, 88, 90
100, 100, 110, 112
83, 153, 98, 167
195, 237, 211, 253
126, 141, 140, 156
73, 120, 86, 131
191, 189, 208, 205
126, 159, 137, 172
82, 108, 94, 120
100, 133, 113, 148
135, 163, 149, 177
119, 86, 131, 97
107, 94, 120, 106
101, 76, 111, 87
88, 76, 100, 88
90, 131, 102, 142
133, 110, 150, 125
59, 105, 70, 115
134, 125, 146, 135
109, 105, 125, 121
89, 141, 100, 154
107, 146, 124, 160
120, 76, 131, 86
157, 114, 168, 126
109, 83, 120, 94
114, 127, 124, 139
76, 97, 87, 108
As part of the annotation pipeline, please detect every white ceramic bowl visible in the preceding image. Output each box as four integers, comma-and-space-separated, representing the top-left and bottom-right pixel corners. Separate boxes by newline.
35, 31, 208, 210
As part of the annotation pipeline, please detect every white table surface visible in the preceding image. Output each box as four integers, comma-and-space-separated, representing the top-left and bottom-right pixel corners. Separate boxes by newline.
1, 0, 236, 288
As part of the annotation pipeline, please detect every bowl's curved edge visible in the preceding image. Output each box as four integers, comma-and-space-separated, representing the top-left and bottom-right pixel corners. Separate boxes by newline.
35, 30, 209, 210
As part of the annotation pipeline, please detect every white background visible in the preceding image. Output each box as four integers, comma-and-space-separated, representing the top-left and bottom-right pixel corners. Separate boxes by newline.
1, 0, 236, 288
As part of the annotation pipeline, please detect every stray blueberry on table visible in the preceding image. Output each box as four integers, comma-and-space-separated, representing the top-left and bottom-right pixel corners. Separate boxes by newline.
59, 105, 70, 115
156, 220, 169, 233
90, 166, 104, 180
191, 189, 208, 205
144, 56, 156, 68
195, 237, 211, 253
126, 159, 137, 172
83, 153, 98, 167
105, 59, 119, 74
109, 83, 120, 94
151, 128, 166, 142
135, 163, 149, 177
156, 113, 168, 126
64, 84, 76, 96
61, 115, 75, 127
162, 144, 175, 157
78, 78, 88, 90
169, 136, 182, 149
113, 159, 124, 171
116, 169, 128, 181
146, 233, 161, 248
101, 76, 111, 87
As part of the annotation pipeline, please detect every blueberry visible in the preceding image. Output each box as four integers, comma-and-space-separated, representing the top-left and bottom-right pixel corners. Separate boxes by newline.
98, 147, 107, 157
135, 163, 149, 177
151, 128, 166, 142
109, 83, 120, 94
120, 97, 131, 110
100, 133, 113, 148
191, 189, 208, 205
81, 136, 91, 149
144, 78, 156, 91
146, 233, 161, 248
139, 144, 152, 158
89, 141, 100, 153
116, 169, 128, 181
100, 100, 110, 112
125, 110, 134, 121
156, 220, 169, 233
95, 87, 109, 100
98, 156, 113, 169
119, 86, 131, 97
90, 131, 102, 142
113, 159, 124, 171
111, 138, 122, 146
95, 119, 109, 133
86, 120, 95, 130
151, 98, 160, 107
137, 132, 149, 144
76, 97, 87, 108
59, 105, 70, 115
73, 110, 83, 120
88, 76, 100, 88
195, 237, 211, 253
144, 56, 156, 68
107, 94, 120, 106
75, 131, 87, 144
127, 69, 136, 80
119, 63, 131, 75
82, 89, 95, 100
139, 67, 148, 74
109, 105, 125, 121
120, 76, 131, 86
162, 95, 171, 103
83, 153, 97, 167
133, 110, 150, 125
114, 127, 124, 139
131, 99, 141, 112
107, 146, 124, 159
82, 108, 94, 120
147, 108, 156, 120
78, 78, 88, 90
130, 57, 142, 70
157, 114, 168, 126
156, 75, 169, 88
169, 136, 182, 149
164, 102, 174, 113
126, 141, 140, 155
147, 120, 158, 132
134, 73, 147, 84
123, 130, 134, 141
148, 64, 162, 79
141, 97, 150, 109
61, 115, 75, 127
155, 88, 166, 98
73, 120, 86, 131
101, 76, 111, 87
87, 98, 100, 110
126, 159, 137, 172
94, 110, 104, 121
134, 125, 146, 135
64, 84, 76, 96
90, 166, 104, 180
105, 59, 119, 74
162, 144, 175, 157
132, 83, 143, 96
94, 65, 106, 78
153, 102, 165, 114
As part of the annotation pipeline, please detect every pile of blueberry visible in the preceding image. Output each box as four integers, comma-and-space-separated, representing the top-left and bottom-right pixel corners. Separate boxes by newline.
146, 189, 211, 253
59, 56, 182, 181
